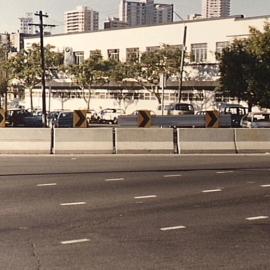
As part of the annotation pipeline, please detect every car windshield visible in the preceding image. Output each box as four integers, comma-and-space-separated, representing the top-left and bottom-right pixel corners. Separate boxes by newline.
253, 114, 270, 122
175, 104, 192, 111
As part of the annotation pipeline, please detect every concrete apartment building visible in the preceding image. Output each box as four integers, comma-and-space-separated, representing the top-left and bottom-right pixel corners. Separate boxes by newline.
64, 6, 99, 33
104, 17, 129, 30
19, 13, 34, 34
202, 0, 230, 18
119, 0, 173, 27
22, 14, 270, 113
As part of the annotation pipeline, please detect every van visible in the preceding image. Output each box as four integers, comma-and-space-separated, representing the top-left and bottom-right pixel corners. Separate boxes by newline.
167, 103, 194, 116
219, 104, 248, 127
55, 111, 73, 128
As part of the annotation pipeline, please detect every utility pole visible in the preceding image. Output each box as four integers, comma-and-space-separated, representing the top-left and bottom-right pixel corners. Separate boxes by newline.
173, 11, 187, 103
29, 11, 55, 127
178, 26, 187, 103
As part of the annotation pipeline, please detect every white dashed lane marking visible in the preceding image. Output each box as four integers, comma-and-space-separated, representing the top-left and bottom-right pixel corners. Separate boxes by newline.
261, 184, 270, 188
202, 189, 222, 193
163, 174, 182, 178
160, 226, 186, 231
61, 239, 90, 245
105, 178, 125, 182
37, 183, 57, 187
246, 216, 269, 221
134, 195, 157, 199
60, 202, 86, 206
216, 171, 234, 174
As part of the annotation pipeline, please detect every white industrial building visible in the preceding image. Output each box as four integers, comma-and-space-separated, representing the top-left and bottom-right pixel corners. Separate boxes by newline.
21, 14, 270, 113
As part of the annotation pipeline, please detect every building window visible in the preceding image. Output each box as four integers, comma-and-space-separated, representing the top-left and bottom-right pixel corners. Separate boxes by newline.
216, 41, 229, 59
108, 49, 120, 61
190, 43, 207, 63
126, 47, 140, 62
146, 46, 160, 52
90, 49, 101, 58
74, 51, 84, 65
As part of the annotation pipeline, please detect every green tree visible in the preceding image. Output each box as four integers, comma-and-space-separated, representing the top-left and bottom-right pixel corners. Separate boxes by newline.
219, 23, 270, 111
110, 45, 181, 105
67, 50, 113, 110
6, 43, 63, 110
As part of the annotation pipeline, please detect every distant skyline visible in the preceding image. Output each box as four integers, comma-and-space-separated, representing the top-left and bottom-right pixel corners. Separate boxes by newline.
0, 0, 270, 33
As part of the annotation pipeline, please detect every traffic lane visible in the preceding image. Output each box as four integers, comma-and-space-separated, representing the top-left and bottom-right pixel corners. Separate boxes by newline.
0, 155, 270, 176
1, 166, 269, 211
18, 183, 269, 270
0, 172, 269, 269
0, 168, 269, 230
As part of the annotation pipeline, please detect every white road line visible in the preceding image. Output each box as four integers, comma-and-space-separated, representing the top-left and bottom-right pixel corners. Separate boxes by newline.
37, 183, 57, 187
160, 226, 186, 231
134, 195, 157, 199
105, 178, 125, 182
60, 202, 86, 206
61, 239, 90, 245
202, 189, 222, 193
246, 216, 269, 221
261, 184, 270, 188
216, 171, 234, 174
163, 174, 182, 178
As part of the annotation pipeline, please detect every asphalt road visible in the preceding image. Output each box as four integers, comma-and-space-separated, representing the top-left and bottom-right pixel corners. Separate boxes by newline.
0, 155, 269, 270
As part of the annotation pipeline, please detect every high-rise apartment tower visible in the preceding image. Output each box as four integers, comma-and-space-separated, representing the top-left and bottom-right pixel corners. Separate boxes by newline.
64, 6, 99, 33
19, 13, 33, 34
119, 0, 173, 27
202, 0, 230, 18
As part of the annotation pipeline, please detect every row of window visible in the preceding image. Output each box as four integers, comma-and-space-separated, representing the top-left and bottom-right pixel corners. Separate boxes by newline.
73, 41, 229, 64
27, 90, 204, 102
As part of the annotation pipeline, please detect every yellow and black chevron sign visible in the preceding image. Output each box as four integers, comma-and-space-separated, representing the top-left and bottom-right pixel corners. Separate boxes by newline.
0, 109, 5, 128
205, 110, 220, 128
73, 110, 87, 128
137, 110, 152, 128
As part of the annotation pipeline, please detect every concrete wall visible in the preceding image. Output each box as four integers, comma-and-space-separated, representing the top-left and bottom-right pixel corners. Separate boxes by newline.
54, 128, 113, 154
235, 129, 270, 153
116, 128, 174, 154
0, 128, 51, 154
1, 127, 270, 155
178, 128, 236, 154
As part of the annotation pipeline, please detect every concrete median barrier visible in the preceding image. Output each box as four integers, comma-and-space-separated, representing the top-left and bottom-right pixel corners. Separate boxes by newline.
0, 128, 51, 154
54, 128, 113, 154
235, 129, 270, 153
116, 128, 174, 154
178, 128, 236, 154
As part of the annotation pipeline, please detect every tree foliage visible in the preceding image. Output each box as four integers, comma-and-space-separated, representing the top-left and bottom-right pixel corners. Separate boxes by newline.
6, 43, 63, 110
110, 44, 181, 104
66, 50, 115, 110
219, 23, 270, 111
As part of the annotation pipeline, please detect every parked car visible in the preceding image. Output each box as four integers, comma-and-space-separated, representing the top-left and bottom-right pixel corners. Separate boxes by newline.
86, 109, 99, 125
99, 108, 125, 124
55, 111, 73, 128
130, 110, 156, 116
167, 103, 194, 116
6, 108, 43, 127
219, 104, 248, 127
240, 112, 270, 128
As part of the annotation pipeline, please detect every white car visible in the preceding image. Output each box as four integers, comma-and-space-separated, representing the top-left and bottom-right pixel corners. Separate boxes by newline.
99, 108, 125, 124
240, 112, 270, 128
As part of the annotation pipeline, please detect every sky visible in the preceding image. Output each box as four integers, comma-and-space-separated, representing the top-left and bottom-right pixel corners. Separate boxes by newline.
0, 0, 270, 34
